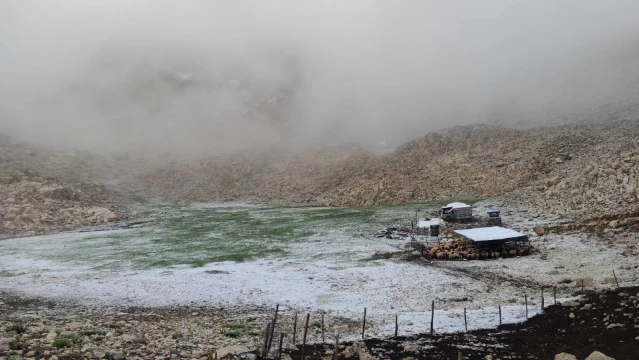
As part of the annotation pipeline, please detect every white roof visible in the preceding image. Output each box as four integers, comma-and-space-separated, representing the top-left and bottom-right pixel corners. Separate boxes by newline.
417, 218, 442, 228
444, 202, 470, 209
454, 226, 526, 242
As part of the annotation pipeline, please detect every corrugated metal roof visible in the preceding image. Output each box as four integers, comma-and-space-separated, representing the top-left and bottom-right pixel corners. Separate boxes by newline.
454, 226, 526, 242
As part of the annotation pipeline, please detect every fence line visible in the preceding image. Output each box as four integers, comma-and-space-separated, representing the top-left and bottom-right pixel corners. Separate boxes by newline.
257, 270, 624, 359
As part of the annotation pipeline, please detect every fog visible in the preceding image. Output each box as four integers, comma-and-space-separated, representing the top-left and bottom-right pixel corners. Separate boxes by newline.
2, 0, 639, 154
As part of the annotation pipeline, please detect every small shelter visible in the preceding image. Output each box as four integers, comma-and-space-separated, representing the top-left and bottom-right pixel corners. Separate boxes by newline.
453, 226, 530, 254
411, 226, 532, 260
412, 226, 532, 260
441, 202, 472, 221
454, 226, 527, 244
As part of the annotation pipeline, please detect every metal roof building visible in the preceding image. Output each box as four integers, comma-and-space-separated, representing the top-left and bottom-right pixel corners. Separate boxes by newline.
454, 226, 528, 243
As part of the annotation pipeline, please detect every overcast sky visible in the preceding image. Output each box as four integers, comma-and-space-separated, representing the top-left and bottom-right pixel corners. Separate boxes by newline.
1, 0, 639, 154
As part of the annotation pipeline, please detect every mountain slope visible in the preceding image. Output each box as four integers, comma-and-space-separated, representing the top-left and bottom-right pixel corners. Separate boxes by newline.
129, 120, 639, 220
2, 119, 638, 238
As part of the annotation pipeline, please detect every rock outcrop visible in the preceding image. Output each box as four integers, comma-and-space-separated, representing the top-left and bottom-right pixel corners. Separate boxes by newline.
585, 351, 615, 360
554, 352, 577, 360
0, 170, 127, 238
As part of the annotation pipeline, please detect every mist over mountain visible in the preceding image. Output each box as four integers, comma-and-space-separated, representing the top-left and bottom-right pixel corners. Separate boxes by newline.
2, 1, 639, 154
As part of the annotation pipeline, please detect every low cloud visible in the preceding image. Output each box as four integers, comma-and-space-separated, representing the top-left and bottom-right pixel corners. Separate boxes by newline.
1, 0, 639, 154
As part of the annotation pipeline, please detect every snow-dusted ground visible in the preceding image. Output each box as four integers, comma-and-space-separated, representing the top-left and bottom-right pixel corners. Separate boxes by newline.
0, 202, 636, 339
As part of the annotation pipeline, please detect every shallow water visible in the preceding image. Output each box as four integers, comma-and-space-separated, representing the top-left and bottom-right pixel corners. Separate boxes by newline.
0, 203, 451, 312
0, 203, 437, 273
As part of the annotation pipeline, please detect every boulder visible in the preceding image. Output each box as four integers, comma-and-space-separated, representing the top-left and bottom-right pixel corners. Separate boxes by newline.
2, 220, 17, 231
19, 214, 35, 224
217, 345, 251, 358
554, 353, 577, 360
585, 351, 615, 360
39, 185, 75, 200
0, 337, 15, 351
403, 345, 420, 353
356, 342, 377, 360
21, 206, 36, 215
119, 334, 136, 342
45, 332, 57, 343
86, 207, 117, 223
533, 226, 545, 236
5, 207, 20, 218
561, 301, 580, 307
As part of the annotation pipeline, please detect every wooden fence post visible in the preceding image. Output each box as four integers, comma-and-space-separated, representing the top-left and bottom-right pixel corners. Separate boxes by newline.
263, 322, 271, 359
613, 270, 620, 288
463, 308, 467, 332
278, 333, 284, 360
395, 314, 398, 337
321, 311, 325, 344
498, 305, 502, 325
430, 300, 435, 335
301, 314, 310, 360
524, 294, 528, 319
268, 304, 279, 353
541, 287, 544, 311
333, 334, 339, 360
293, 312, 297, 344
361, 308, 367, 339
553, 286, 557, 305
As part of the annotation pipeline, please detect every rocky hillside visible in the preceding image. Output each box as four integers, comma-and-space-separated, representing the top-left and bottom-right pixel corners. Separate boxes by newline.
328, 121, 639, 215
127, 146, 376, 204
0, 170, 131, 238
0, 136, 133, 238
129, 120, 639, 220
2, 119, 638, 238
